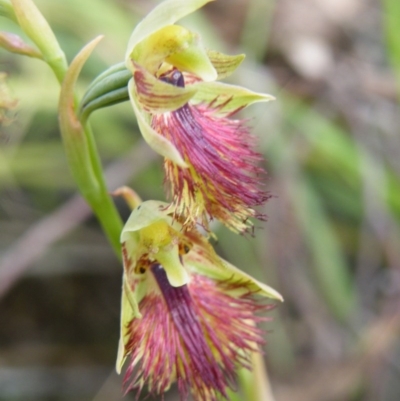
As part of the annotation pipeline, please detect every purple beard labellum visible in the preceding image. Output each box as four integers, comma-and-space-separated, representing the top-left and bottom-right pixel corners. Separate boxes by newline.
123, 263, 271, 401
152, 70, 271, 233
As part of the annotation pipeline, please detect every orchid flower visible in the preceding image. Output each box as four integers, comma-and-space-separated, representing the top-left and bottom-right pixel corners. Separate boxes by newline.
125, 0, 274, 233
116, 200, 282, 401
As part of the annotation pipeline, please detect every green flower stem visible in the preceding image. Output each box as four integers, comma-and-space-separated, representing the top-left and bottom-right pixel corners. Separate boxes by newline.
58, 36, 123, 258
10, 0, 123, 258
382, 0, 400, 97
0, 0, 17, 22
82, 123, 123, 256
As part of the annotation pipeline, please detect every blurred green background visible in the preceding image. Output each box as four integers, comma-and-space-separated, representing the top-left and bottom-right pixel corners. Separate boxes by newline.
1, 0, 400, 400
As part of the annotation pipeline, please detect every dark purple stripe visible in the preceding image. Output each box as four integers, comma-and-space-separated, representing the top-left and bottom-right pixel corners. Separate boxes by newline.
150, 264, 227, 395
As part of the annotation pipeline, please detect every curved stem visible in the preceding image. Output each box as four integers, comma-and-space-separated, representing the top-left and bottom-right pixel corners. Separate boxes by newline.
238, 352, 276, 401
83, 123, 123, 256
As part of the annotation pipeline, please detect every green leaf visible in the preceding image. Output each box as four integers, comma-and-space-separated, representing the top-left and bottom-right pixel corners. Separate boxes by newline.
383, 0, 400, 96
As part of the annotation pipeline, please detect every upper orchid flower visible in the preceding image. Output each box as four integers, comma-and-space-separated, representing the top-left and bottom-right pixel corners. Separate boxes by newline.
117, 200, 282, 401
125, 0, 274, 233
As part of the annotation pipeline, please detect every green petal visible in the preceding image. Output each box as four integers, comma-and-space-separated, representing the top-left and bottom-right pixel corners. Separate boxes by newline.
132, 62, 197, 113
125, 0, 214, 62
128, 79, 188, 167
121, 200, 170, 242
207, 50, 245, 80
188, 247, 283, 301
156, 245, 189, 287
192, 81, 275, 114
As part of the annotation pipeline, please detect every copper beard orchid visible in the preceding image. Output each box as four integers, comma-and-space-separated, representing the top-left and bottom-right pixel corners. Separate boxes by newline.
125, 0, 275, 233
116, 201, 282, 401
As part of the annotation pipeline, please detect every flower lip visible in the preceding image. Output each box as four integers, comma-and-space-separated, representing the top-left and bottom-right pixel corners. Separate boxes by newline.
124, 261, 273, 401
153, 98, 271, 232
149, 262, 230, 398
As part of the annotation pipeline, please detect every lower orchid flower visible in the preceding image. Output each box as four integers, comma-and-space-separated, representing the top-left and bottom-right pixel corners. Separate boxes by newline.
116, 200, 282, 401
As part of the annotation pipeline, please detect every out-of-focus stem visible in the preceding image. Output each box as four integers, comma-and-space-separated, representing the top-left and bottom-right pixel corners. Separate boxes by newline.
238, 352, 276, 401
11, 0, 68, 83
0, 0, 17, 22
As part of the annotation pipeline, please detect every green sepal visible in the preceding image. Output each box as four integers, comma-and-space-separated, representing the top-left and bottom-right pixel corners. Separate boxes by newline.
191, 257, 283, 301
128, 79, 188, 167
116, 236, 147, 374
115, 273, 136, 374
187, 239, 283, 301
